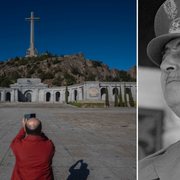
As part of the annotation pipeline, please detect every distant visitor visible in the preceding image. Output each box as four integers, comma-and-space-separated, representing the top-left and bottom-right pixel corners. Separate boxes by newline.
10, 116, 55, 179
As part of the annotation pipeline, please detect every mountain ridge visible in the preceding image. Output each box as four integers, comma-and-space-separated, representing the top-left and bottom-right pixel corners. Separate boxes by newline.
0, 52, 136, 87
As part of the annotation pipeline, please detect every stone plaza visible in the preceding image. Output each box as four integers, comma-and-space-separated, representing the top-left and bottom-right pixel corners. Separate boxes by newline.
0, 102, 136, 180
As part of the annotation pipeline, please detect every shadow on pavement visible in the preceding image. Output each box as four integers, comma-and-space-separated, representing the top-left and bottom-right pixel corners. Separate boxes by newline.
67, 159, 89, 180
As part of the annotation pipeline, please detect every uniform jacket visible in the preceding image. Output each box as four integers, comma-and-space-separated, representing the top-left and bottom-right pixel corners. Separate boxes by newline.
10, 128, 55, 180
139, 140, 180, 180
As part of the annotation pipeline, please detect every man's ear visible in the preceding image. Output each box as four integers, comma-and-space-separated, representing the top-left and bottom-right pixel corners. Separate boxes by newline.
41, 129, 43, 133
24, 127, 26, 133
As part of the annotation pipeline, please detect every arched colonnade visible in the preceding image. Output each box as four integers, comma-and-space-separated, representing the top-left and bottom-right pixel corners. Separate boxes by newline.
100, 85, 134, 102
0, 91, 12, 102
44, 87, 84, 102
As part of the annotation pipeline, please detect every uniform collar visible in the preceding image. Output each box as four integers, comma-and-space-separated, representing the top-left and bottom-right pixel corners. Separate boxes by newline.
154, 140, 180, 180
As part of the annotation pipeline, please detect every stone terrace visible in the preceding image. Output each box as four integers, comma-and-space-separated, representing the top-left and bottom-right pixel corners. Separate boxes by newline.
0, 103, 136, 180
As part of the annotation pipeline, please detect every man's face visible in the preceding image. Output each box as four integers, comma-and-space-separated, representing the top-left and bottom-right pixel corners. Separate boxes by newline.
160, 38, 180, 112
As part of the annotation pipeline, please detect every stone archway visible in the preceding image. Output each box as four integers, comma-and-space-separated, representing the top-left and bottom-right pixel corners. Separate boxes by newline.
26, 93, 31, 102
46, 92, 51, 102
74, 90, 77, 101
101, 88, 106, 100
112, 87, 119, 101
24, 90, 33, 102
82, 88, 84, 100
55, 92, 60, 102
112, 88, 119, 95
6, 92, 11, 101
126, 88, 130, 94
126, 88, 130, 101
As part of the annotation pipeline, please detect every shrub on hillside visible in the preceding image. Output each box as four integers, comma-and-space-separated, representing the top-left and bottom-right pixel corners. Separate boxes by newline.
85, 74, 96, 81
11, 72, 21, 81
55, 69, 62, 73
30, 57, 36, 63
45, 72, 54, 79
52, 76, 63, 86
64, 72, 76, 85
18, 69, 23, 73
112, 77, 120, 82
71, 67, 81, 76
27, 64, 31, 69
91, 60, 102, 68
14, 56, 20, 62
26, 74, 31, 78
105, 75, 113, 82
28, 69, 35, 75
119, 70, 136, 82
38, 72, 54, 81
0, 76, 12, 87
105, 75, 120, 82
18, 58, 28, 65
33, 65, 38, 70
52, 59, 61, 64
37, 69, 43, 73
39, 72, 45, 81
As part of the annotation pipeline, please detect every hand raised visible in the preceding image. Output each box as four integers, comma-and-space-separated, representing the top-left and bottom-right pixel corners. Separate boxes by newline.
22, 118, 27, 128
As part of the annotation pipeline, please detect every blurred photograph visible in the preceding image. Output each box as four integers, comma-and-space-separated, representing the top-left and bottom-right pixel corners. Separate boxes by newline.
139, 0, 180, 179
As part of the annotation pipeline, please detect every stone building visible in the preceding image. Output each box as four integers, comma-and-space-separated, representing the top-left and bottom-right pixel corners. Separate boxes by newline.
0, 78, 136, 103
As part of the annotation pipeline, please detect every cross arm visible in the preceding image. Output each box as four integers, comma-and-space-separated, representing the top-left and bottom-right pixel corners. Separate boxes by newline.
25, 18, 40, 21
33, 18, 40, 21
25, 18, 31, 21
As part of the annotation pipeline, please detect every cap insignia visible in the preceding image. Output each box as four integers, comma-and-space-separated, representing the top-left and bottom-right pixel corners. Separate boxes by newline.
169, 18, 180, 33
163, 0, 178, 20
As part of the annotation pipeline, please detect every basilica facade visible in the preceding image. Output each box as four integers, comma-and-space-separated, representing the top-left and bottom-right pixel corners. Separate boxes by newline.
0, 78, 136, 103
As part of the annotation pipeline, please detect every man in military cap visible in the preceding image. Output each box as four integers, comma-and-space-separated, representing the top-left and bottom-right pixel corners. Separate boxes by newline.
139, 0, 180, 179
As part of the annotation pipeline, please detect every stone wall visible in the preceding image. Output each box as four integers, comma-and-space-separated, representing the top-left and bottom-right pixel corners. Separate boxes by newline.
0, 78, 136, 103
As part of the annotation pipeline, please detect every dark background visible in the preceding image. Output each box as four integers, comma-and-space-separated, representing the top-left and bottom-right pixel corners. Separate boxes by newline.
139, 0, 165, 68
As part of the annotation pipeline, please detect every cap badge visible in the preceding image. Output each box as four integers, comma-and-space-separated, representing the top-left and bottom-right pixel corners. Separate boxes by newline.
163, 0, 178, 20
169, 18, 180, 33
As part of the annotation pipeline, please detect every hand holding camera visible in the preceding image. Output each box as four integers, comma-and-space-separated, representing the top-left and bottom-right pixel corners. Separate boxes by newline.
24, 114, 36, 120
23, 114, 36, 129
22, 118, 27, 128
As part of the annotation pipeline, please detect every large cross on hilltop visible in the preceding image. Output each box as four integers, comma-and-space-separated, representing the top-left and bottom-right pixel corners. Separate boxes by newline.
25, 12, 39, 57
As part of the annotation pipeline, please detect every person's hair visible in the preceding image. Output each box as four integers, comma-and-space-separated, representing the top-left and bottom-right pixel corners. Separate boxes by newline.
25, 120, 42, 135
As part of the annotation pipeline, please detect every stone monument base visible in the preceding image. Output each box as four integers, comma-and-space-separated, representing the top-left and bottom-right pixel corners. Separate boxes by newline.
26, 47, 38, 57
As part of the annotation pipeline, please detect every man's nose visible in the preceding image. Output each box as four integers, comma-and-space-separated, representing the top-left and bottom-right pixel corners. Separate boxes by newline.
160, 57, 178, 72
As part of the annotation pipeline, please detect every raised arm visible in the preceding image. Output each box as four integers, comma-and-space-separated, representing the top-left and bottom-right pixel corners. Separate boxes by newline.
10, 118, 27, 149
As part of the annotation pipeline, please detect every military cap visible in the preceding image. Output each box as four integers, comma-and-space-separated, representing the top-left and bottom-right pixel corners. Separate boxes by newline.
147, 0, 180, 66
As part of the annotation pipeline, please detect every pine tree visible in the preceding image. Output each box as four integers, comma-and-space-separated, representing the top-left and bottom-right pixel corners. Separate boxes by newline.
105, 87, 109, 107
119, 86, 123, 107
114, 85, 118, 107
124, 84, 128, 107
65, 83, 68, 103
129, 87, 134, 107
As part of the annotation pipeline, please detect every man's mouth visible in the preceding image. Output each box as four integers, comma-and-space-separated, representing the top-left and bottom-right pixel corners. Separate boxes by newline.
166, 77, 180, 84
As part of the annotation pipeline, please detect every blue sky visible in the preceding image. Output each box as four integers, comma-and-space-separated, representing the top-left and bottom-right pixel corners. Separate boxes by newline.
0, 0, 136, 71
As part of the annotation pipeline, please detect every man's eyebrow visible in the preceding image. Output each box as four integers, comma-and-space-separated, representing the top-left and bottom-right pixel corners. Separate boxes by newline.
162, 47, 169, 57
175, 41, 180, 48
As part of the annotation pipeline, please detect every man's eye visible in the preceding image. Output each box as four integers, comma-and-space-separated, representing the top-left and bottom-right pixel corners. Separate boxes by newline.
162, 54, 166, 60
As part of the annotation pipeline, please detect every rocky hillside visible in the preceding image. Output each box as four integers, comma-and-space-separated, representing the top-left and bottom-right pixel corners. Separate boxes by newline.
0, 52, 136, 87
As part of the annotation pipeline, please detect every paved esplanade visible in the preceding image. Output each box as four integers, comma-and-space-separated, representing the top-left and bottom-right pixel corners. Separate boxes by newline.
0, 103, 136, 180
25, 12, 39, 57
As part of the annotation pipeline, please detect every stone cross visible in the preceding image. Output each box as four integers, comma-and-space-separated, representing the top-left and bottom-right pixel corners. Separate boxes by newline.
25, 12, 40, 57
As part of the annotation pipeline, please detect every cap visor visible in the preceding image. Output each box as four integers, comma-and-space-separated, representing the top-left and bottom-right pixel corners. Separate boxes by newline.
147, 33, 180, 66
